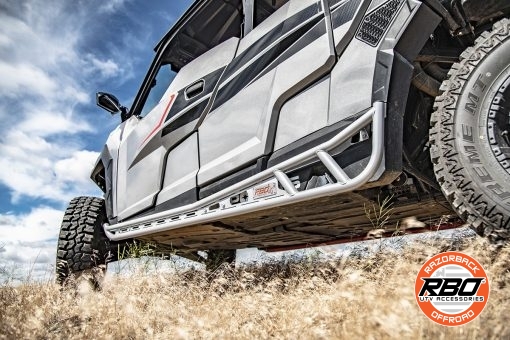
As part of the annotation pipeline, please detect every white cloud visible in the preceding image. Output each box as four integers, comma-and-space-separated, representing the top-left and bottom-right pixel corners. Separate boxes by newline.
0, 206, 64, 282
54, 150, 101, 185
83, 53, 131, 80
0, 131, 101, 203
0, 9, 74, 66
99, 0, 132, 13
0, 62, 58, 98
0, 33, 11, 48
89, 56, 121, 78
0, 2, 104, 106
0, 1, 119, 204
0, 207, 63, 243
17, 110, 92, 137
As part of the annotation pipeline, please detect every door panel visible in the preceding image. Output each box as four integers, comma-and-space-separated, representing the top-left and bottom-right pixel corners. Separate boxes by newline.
198, 0, 336, 186
116, 111, 166, 220
116, 97, 175, 221
198, 69, 277, 184
157, 132, 199, 205
274, 76, 330, 150
115, 38, 239, 220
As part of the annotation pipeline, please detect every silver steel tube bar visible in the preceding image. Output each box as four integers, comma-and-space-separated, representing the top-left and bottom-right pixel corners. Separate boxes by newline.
274, 170, 298, 195
316, 150, 350, 184
104, 102, 385, 240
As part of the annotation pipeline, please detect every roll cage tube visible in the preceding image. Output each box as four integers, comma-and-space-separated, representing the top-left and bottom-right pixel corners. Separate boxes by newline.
138, 63, 175, 118
129, 51, 169, 120
243, 0, 254, 35
129, 0, 243, 119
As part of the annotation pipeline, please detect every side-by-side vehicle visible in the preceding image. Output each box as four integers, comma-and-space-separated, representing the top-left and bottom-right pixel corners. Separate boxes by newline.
56, 0, 510, 282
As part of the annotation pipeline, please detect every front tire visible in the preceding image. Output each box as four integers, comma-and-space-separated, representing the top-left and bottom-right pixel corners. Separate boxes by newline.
56, 196, 114, 285
430, 19, 510, 243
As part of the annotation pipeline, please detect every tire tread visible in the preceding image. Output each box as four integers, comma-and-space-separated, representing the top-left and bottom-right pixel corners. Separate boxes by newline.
430, 18, 510, 242
56, 196, 111, 285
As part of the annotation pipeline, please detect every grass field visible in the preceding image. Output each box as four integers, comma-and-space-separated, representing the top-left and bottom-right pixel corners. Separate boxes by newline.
1, 235, 509, 339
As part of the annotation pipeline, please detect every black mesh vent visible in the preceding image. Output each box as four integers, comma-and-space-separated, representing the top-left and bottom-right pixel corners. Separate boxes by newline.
356, 0, 404, 46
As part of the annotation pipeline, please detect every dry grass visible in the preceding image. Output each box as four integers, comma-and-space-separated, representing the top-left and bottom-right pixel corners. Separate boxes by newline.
1, 236, 509, 339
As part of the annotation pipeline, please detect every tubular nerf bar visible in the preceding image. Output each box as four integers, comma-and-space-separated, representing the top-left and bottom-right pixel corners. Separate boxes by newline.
104, 101, 386, 240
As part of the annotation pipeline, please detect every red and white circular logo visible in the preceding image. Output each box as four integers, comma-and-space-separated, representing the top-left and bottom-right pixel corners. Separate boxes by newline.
415, 251, 489, 326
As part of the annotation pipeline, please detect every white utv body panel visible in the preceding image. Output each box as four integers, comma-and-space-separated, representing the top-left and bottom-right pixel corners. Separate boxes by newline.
198, 70, 276, 185
274, 76, 330, 150
164, 37, 239, 95
328, 0, 421, 125
157, 133, 199, 205
115, 98, 173, 220
198, 0, 334, 185
115, 37, 239, 220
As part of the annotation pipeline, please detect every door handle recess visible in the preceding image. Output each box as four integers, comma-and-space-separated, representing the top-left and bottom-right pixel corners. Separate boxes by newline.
185, 80, 204, 99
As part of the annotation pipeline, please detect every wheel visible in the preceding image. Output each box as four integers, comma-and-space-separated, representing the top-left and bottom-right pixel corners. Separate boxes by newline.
430, 18, 510, 243
205, 249, 236, 271
56, 196, 114, 286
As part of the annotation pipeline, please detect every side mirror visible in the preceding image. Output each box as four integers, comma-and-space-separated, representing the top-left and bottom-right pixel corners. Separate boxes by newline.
96, 92, 122, 114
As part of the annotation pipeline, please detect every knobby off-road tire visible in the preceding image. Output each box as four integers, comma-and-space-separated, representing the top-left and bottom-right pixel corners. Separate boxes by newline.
56, 196, 114, 286
430, 19, 510, 243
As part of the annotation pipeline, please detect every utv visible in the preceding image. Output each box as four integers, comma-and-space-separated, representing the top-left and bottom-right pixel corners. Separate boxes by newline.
56, 0, 510, 282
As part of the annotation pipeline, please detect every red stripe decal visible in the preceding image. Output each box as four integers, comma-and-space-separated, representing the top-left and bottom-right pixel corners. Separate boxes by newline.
140, 94, 176, 146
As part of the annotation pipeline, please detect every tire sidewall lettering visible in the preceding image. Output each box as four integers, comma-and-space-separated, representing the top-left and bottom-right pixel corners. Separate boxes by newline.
454, 41, 510, 209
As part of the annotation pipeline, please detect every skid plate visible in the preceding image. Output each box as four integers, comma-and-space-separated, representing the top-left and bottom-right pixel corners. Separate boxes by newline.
139, 191, 455, 250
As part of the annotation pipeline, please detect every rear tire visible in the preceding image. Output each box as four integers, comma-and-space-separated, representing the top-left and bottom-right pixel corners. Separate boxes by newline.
56, 196, 114, 286
430, 19, 510, 243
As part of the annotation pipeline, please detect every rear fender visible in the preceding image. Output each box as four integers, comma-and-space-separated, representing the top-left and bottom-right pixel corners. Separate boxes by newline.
377, 1, 442, 183
329, 0, 441, 185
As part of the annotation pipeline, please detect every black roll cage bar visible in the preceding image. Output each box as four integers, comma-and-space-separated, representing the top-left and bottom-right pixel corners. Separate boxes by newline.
129, 0, 254, 119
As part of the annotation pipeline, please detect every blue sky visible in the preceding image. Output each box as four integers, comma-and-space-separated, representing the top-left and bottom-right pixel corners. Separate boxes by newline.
0, 0, 193, 279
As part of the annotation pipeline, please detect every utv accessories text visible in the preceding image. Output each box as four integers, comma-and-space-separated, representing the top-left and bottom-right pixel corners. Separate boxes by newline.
104, 101, 385, 241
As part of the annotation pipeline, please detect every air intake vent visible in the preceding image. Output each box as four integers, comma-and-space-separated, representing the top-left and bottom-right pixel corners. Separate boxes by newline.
356, 0, 403, 46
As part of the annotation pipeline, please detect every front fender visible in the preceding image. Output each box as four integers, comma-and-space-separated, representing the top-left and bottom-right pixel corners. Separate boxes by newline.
90, 146, 115, 220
